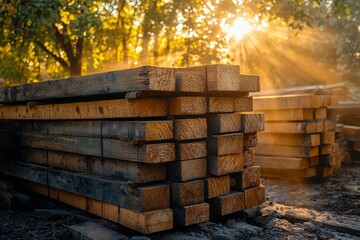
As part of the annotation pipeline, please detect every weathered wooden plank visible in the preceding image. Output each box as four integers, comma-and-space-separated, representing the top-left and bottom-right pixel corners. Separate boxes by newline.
170, 180, 204, 207
103, 139, 175, 163
206, 65, 259, 92
260, 167, 317, 178
253, 95, 321, 110
207, 113, 241, 135
208, 153, 243, 176
0, 66, 176, 103
0, 98, 168, 120
243, 185, 265, 209
258, 133, 321, 146
243, 148, 255, 167
264, 122, 324, 134
176, 141, 207, 161
321, 132, 335, 144
167, 158, 207, 181
168, 97, 206, 115
25, 182, 173, 234
2, 161, 170, 212
260, 109, 313, 121
232, 166, 261, 190
175, 67, 206, 92
20, 148, 166, 184
240, 113, 264, 133
173, 202, 209, 226
204, 175, 231, 199
207, 133, 243, 156
243, 133, 258, 149
255, 156, 310, 170
256, 144, 319, 157
173, 118, 207, 141
210, 191, 245, 216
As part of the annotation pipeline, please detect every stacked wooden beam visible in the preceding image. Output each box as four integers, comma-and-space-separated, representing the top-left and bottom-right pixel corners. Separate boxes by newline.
0, 65, 265, 233
329, 101, 360, 162
253, 94, 341, 178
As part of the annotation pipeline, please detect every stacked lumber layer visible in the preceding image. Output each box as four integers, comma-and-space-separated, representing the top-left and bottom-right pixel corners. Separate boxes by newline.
253, 94, 341, 178
328, 101, 360, 162
0, 65, 265, 233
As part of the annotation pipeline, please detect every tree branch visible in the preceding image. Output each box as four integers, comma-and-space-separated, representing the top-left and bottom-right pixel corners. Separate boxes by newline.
34, 40, 70, 70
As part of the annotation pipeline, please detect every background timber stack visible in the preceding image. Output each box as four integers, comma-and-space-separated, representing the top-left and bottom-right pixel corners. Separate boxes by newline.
328, 101, 360, 162
253, 94, 341, 178
0, 64, 265, 234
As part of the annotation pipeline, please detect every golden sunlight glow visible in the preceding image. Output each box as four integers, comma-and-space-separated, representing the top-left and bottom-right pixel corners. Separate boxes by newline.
227, 18, 253, 40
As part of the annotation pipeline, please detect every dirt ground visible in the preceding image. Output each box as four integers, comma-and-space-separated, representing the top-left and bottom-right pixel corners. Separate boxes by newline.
0, 163, 359, 240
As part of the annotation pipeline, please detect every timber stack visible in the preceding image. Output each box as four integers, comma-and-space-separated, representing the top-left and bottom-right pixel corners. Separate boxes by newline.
0, 64, 265, 234
253, 94, 341, 178
328, 101, 360, 162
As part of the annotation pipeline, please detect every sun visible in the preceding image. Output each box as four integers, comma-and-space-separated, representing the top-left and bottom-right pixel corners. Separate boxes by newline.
227, 18, 253, 40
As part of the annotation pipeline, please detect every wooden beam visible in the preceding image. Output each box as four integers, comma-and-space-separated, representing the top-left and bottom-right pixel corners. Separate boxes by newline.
176, 141, 207, 161
240, 113, 264, 133
264, 122, 324, 134
243, 133, 258, 149
243, 185, 265, 209
208, 153, 243, 176
207, 96, 253, 113
167, 158, 207, 181
256, 144, 319, 157
258, 133, 321, 146
210, 191, 245, 216
314, 107, 327, 119
0, 98, 168, 120
323, 120, 335, 132
243, 148, 255, 167
207, 113, 241, 135
173, 118, 207, 141
3, 161, 170, 212
253, 95, 321, 110
0, 66, 176, 103
20, 148, 167, 184
343, 125, 360, 140
232, 166, 261, 190
170, 180, 204, 207
260, 109, 314, 121
321, 132, 335, 144
204, 175, 231, 199
175, 67, 206, 92
207, 133, 243, 156
260, 167, 317, 178
173, 202, 209, 226
234, 96, 253, 112
320, 144, 338, 155
168, 97, 206, 115
255, 156, 310, 170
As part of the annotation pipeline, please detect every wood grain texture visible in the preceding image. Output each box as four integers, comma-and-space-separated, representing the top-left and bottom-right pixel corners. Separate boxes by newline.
25, 182, 173, 234
175, 67, 206, 92
253, 95, 321, 110
204, 175, 230, 199
264, 122, 324, 134
20, 148, 167, 184
243, 133, 258, 149
169, 97, 206, 115
207, 133, 243, 156
323, 120, 335, 132
234, 96, 253, 112
258, 133, 321, 146
0, 98, 168, 120
167, 158, 207, 181
176, 141, 207, 160
260, 109, 313, 121
2, 161, 170, 212
244, 185, 265, 209
232, 166, 261, 190
314, 107, 327, 119
321, 132, 335, 144
256, 144, 319, 158
240, 113, 264, 133
243, 148, 255, 167
171, 180, 204, 207
208, 153, 243, 176
260, 167, 317, 178
207, 97, 235, 113
320, 144, 338, 155
210, 191, 245, 216
103, 139, 175, 163
0, 66, 176, 103
173, 202, 209, 226
255, 156, 310, 170
238, 74, 260, 92
207, 113, 241, 135
173, 118, 207, 141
